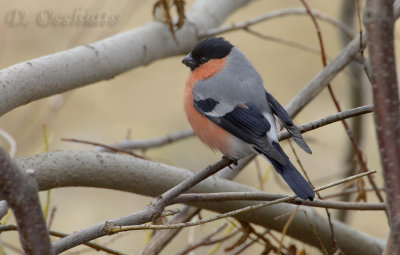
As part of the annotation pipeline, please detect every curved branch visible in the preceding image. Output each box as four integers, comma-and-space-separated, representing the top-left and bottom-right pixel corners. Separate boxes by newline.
0, 147, 53, 254
14, 151, 384, 254
0, 0, 253, 117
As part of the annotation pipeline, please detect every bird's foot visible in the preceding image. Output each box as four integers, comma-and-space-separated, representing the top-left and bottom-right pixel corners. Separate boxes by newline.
222, 156, 238, 169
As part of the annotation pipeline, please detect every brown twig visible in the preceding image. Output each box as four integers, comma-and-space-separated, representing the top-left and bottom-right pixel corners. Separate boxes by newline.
302, 209, 329, 255
174, 223, 238, 255
289, 136, 339, 253
336, 0, 366, 223
230, 229, 269, 255
201, 8, 353, 38
61, 138, 147, 159
298, 1, 343, 252
301, 0, 384, 207
277, 206, 299, 254
244, 28, 321, 55
96, 129, 194, 152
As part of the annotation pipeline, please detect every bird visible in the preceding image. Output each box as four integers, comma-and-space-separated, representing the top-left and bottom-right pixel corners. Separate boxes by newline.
182, 37, 315, 201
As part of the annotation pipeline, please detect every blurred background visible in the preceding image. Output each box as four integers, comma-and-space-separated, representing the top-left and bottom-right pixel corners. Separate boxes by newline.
0, 0, 394, 254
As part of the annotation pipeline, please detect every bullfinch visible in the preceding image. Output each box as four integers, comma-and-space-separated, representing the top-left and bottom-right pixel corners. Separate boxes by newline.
182, 37, 315, 201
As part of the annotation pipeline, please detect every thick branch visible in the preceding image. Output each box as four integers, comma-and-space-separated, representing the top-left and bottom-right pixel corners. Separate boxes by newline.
0, 147, 53, 254
365, 0, 400, 253
0, 0, 253, 117
14, 151, 384, 254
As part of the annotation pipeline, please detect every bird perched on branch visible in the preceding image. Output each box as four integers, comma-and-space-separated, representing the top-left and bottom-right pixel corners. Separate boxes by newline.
182, 37, 315, 201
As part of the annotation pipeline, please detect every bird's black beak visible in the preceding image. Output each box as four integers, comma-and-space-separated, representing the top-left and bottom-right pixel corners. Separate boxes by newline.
182, 54, 196, 71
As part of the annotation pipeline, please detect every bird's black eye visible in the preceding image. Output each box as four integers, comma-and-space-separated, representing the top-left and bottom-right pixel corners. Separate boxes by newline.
199, 56, 208, 64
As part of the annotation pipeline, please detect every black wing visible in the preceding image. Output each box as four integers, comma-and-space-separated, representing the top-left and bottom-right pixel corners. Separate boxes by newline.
265, 91, 312, 154
194, 98, 286, 164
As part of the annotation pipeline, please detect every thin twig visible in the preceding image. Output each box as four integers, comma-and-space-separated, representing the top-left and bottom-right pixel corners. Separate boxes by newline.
299, 1, 341, 251
244, 28, 321, 55
174, 223, 238, 255
96, 129, 194, 152
141, 155, 254, 255
172, 192, 385, 210
289, 134, 330, 254
323, 187, 385, 199
140, 206, 201, 255
0, 225, 127, 255
279, 104, 373, 140
277, 206, 299, 253
110, 170, 376, 232
201, 8, 353, 38
61, 138, 147, 159
230, 230, 269, 255
301, 209, 329, 255
301, 0, 385, 210
71, 104, 373, 162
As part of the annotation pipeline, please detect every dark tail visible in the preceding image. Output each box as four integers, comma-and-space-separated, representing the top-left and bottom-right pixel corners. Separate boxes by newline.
263, 142, 315, 201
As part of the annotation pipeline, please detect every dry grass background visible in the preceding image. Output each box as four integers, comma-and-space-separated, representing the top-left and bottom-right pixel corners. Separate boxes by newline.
0, 0, 395, 254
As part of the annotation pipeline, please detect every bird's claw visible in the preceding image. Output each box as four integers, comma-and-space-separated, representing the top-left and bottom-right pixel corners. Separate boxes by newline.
222, 156, 238, 169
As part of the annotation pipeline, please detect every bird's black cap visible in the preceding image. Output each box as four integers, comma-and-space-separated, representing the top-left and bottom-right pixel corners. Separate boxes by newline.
182, 37, 233, 71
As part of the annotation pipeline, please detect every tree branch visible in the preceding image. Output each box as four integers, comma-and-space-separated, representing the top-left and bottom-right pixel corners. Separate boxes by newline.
202, 8, 354, 38
0, 0, 254, 117
86, 104, 374, 154
96, 129, 194, 152
365, 0, 400, 253
279, 104, 373, 140
0, 225, 127, 255
139, 206, 201, 255
111, 171, 376, 232
14, 151, 384, 254
286, 0, 400, 117
0, 146, 53, 254
172, 192, 385, 211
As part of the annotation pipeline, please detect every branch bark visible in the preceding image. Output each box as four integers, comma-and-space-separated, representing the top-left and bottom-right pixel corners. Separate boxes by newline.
0, 147, 53, 254
365, 0, 400, 253
0, 0, 253, 117
13, 150, 384, 254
